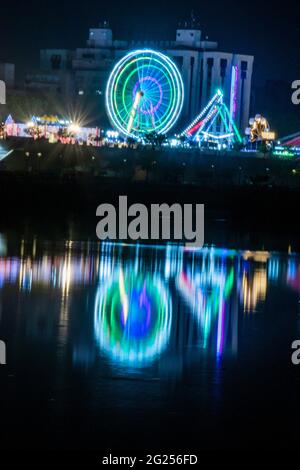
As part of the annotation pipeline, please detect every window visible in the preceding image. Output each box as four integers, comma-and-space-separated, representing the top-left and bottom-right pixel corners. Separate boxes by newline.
220, 59, 227, 79
50, 55, 61, 71
206, 58, 214, 100
241, 61, 248, 79
82, 53, 95, 59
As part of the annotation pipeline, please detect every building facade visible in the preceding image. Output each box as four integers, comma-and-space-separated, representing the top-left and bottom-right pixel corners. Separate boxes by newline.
30, 21, 254, 132
0, 63, 15, 88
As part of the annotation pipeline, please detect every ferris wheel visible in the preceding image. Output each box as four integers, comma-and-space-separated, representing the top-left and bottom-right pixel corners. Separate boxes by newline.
105, 49, 184, 138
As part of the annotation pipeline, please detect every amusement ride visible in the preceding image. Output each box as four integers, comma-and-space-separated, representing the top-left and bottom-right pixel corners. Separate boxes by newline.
181, 89, 243, 146
105, 48, 244, 148
3, 49, 295, 155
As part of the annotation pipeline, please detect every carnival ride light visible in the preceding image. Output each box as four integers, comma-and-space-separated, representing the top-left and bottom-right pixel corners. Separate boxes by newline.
181, 90, 242, 147
68, 123, 80, 134
106, 130, 119, 139
177, 261, 234, 354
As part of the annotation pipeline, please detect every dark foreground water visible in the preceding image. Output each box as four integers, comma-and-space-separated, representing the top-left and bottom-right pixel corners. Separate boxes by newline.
0, 235, 300, 450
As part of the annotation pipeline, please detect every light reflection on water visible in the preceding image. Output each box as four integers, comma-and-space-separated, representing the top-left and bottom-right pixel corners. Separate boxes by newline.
0, 240, 300, 374
94, 267, 172, 367
2, 237, 300, 449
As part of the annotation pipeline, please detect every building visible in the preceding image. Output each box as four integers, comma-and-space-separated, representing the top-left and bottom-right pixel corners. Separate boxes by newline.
253, 80, 300, 136
32, 20, 254, 132
0, 63, 15, 88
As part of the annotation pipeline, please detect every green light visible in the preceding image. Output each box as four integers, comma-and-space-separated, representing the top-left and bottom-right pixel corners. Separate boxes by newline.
222, 103, 243, 143
94, 269, 172, 366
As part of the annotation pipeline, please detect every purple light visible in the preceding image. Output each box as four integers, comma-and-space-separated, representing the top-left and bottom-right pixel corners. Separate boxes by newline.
230, 66, 239, 122
216, 300, 226, 357
132, 76, 163, 115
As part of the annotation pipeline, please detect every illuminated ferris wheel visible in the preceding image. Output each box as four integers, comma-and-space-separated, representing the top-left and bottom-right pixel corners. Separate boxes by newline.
105, 49, 184, 138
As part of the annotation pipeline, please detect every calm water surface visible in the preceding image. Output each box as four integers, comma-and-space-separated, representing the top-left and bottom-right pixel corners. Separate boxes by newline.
0, 235, 300, 450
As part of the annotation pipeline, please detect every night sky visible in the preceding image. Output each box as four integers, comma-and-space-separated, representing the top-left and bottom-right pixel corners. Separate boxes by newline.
1, 0, 300, 85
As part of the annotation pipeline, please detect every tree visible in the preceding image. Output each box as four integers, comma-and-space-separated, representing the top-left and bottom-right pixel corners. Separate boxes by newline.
144, 132, 157, 149
155, 133, 166, 147
127, 137, 136, 148
258, 141, 269, 156
179, 135, 187, 147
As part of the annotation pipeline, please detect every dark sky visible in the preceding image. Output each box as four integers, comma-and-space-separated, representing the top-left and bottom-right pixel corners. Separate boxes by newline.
1, 0, 300, 85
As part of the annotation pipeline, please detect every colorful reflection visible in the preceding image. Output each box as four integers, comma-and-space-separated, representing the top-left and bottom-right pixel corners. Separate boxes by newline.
177, 257, 234, 356
94, 268, 172, 367
2, 237, 300, 368
287, 258, 300, 294
241, 268, 267, 312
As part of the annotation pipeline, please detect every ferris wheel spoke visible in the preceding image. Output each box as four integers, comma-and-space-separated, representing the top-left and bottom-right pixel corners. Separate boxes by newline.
117, 102, 132, 119
145, 53, 154, 84
141, 56, 148, 82
142, 98, 154, 115
150, 63, 168, 83
136, 60, 142, 85
145, 91, 161, 106
158, 97, 172, 111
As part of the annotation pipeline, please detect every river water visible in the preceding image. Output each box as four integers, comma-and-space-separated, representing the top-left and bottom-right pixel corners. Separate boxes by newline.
0, 234, 300, 450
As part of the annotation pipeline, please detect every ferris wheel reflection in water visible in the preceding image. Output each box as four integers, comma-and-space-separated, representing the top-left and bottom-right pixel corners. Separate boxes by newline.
0, 239, 275, 368
94, 267, 172, 367
93, 245, 241, 367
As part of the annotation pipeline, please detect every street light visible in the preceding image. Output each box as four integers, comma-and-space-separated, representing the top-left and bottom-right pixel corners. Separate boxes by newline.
68, 123, 80, 134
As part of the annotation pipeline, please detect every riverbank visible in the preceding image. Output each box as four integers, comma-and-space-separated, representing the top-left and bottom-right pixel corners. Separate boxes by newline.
0, 138, 300, 251
1, 138, 300, 188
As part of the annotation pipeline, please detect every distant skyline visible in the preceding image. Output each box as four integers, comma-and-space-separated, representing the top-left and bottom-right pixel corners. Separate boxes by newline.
1, 0, 300, 85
